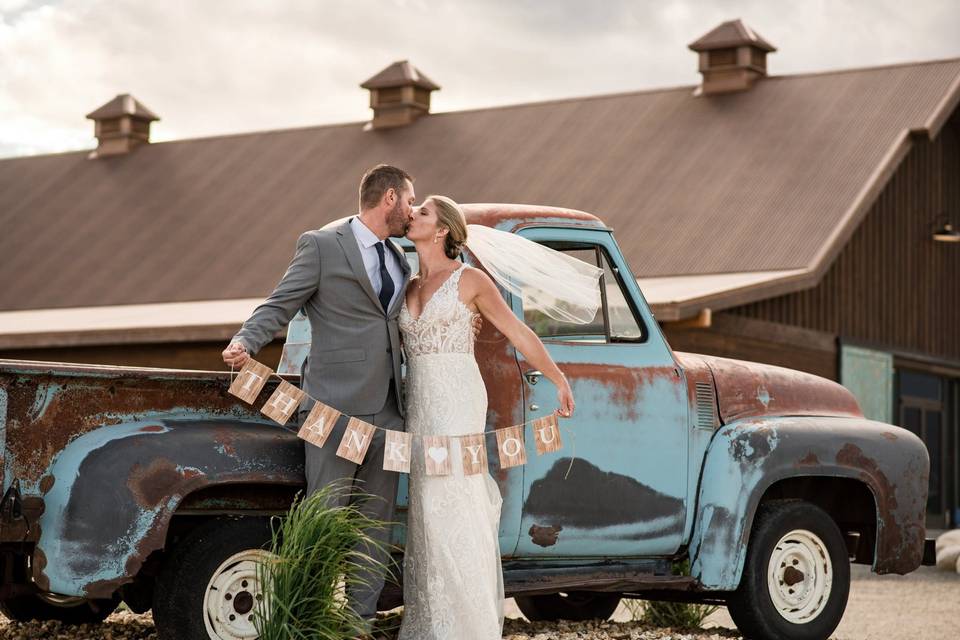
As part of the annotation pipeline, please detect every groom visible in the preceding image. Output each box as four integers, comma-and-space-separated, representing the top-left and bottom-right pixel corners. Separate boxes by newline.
222, 164, 415, 632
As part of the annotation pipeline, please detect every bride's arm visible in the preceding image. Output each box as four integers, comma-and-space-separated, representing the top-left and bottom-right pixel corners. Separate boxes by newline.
463, 269, 575, 417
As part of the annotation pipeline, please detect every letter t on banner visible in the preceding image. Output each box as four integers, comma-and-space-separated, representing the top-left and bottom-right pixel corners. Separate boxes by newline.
336, 418, 375, 464
227, 359, 272, 404
261, 381, 306, 425
496, 425, 527, 468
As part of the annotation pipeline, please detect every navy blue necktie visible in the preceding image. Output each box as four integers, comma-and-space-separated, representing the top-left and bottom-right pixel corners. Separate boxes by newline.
374, 242, 394, 312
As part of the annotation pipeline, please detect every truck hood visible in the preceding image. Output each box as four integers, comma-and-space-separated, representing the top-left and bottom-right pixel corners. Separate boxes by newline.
675, 352, 863, 424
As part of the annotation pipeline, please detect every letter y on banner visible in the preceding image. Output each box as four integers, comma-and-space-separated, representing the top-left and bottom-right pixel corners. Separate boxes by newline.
228, 359, 272, 404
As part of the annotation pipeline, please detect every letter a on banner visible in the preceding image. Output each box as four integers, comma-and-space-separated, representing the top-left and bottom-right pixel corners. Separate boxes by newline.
383, 430, 412, 473
261, 381, 306, 425
533, 414, 563, 455
459, 433, 488, 475
228, 359, 272, 404
496, 425, 527, 468
297, 401, 341, 449
336, 417, 375, 464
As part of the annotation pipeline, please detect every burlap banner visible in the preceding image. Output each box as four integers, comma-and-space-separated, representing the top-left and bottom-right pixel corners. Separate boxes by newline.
228, 358, 566, 475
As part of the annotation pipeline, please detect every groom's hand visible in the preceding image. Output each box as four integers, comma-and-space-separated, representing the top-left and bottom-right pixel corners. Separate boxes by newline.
222, 342, 250, 368
471, 313, 483, 339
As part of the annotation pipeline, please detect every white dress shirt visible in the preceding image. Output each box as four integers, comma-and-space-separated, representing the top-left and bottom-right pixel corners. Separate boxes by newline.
350, 216, 404, 311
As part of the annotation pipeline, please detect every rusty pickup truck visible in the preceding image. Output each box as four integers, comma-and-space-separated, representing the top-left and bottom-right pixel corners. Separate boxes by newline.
0, 204, 933, 640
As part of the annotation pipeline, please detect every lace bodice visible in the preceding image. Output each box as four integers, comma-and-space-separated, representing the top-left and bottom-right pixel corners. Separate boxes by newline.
399, 263, 478, 357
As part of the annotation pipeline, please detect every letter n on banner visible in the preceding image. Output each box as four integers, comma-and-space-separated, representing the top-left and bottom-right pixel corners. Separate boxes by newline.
423, 435, 452, 476
383, 430, 412, 473
261, 381, 306, 425
496, 425, 526, 468
336, 418, 375, 464
298, 401, 341, 449
533, 414, 562, 455
459, 433, 487, 475
228, 359, 272, 404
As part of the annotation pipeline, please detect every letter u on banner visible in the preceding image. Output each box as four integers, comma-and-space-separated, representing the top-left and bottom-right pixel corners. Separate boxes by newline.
336, 418, 375, 464
496, 425, 526, 468
228, 359, 273, 404
533, 414, 562, 455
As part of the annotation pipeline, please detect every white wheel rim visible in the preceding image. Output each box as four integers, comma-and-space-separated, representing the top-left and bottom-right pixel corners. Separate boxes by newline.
202, 549, 274, 639
767, 528, 833, 624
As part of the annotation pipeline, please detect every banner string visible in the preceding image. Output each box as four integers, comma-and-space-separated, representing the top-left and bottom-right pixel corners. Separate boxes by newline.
228, 360, 578, 476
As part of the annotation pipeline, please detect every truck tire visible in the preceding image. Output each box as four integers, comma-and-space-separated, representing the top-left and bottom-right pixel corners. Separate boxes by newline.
514, 591, 621, 621
727, 500, 850, 640
0, 592, 119, 624
152, 516, 275, 640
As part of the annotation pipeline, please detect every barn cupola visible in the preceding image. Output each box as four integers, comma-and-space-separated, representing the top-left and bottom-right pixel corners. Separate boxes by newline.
86, 94, 160, 158
689, 19, 776, 96
361, 60, 440, 130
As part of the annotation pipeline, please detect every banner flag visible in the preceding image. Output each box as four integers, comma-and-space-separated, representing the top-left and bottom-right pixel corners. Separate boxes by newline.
533, 414, 562, 455
228, 359, 273, 404
261, 381, 306, 425
459, 433, 488, 475
423, 435, 453, 476
336, 417, 375, 464
297, 401, 341, 449
383, 430, 413, 473
496, 425, 527, 468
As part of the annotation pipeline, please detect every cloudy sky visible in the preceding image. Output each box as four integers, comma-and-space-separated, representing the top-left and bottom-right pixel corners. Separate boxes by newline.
1, 0, 958, 159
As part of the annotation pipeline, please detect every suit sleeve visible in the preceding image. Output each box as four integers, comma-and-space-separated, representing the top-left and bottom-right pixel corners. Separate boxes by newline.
231, 232, 320, 355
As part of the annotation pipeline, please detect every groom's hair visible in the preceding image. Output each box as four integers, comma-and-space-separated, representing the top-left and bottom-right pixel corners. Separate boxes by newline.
359, 164, 414, 210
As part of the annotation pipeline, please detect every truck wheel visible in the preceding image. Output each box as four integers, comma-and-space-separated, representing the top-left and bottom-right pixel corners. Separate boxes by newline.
727, 501, 850, 640
0, 592, 120, 624
152, 517, 275, 640
514, 591, 621, 621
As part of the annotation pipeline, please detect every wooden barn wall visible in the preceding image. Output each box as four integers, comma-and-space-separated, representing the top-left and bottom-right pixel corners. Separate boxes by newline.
728, 108, 960, 362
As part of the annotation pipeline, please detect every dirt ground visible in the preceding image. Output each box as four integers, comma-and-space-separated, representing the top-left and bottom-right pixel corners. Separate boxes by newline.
0, 564, 956, 639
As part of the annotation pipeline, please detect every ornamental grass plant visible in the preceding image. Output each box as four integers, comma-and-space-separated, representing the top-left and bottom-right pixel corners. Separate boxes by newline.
253, 480, 393, 640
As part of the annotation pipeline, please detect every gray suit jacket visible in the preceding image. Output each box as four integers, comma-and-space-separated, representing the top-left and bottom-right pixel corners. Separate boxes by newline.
232, 218, 411, 417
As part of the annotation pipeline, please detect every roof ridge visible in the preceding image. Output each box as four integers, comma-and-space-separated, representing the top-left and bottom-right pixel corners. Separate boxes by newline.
3, 56, 958, 162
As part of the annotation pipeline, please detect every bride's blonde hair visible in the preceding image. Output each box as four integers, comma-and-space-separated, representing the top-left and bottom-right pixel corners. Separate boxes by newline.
425, 195, 468, 259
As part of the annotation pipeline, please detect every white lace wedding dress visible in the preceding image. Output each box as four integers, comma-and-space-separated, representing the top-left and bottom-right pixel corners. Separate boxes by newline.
397, 262, 505, 639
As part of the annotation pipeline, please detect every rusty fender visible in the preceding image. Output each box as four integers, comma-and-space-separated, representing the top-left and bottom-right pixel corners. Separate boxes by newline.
34, 419, 303, 598
687, 416, 928, 591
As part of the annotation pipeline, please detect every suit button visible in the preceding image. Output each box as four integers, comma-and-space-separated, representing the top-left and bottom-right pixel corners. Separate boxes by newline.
386, 347, 392, 353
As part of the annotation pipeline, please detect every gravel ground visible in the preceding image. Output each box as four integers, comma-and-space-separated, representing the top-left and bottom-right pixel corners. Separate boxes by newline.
0, 564, 955, 639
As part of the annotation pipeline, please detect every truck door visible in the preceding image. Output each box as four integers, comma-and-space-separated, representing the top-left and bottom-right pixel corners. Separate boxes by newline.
512, 227, 688, 557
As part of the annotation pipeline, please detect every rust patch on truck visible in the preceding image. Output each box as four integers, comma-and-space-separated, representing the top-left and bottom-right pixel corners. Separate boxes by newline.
1, 366, 277, 483
529, 524, 563, 547
128, 458, 204, 509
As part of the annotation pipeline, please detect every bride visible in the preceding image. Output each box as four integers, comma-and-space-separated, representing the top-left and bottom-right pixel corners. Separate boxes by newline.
396, 195, 586, 639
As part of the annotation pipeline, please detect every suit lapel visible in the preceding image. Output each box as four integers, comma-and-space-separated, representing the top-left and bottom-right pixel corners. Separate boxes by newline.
337, 219, 383, 311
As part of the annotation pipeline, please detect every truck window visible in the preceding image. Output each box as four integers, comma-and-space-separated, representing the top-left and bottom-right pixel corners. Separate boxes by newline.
521, 242, 645, 343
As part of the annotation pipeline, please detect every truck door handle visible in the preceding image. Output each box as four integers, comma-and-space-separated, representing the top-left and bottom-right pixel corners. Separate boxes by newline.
524, 370, 543, 385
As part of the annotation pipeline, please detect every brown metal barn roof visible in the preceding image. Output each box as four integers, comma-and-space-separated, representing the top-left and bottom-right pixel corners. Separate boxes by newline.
2, 58, 959, 318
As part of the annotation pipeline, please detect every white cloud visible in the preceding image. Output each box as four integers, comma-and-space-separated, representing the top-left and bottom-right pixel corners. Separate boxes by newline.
1, 0, 958, 158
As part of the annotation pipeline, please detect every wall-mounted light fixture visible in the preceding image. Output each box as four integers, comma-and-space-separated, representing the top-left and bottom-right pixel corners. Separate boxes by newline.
933, 215, 960, 243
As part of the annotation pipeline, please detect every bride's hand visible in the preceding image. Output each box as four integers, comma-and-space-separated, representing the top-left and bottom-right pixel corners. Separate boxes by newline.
555, 377, 575, 418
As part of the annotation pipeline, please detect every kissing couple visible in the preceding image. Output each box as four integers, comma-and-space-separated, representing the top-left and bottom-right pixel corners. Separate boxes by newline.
223, 164, 600, 639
